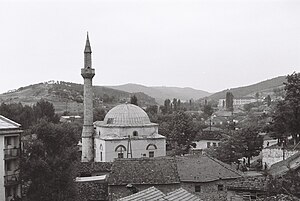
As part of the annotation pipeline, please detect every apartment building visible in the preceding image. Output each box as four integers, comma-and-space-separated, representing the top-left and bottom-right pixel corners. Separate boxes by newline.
0, 115, 22, 201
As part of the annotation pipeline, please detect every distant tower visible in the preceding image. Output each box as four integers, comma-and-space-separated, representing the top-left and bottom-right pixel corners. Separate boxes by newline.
81, 33, 95, 162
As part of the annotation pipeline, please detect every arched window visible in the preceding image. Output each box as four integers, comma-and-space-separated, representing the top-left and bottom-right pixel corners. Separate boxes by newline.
146, 144, 157, 158
146, 144, 157, 150
99, 144, 103, 151
115, 145, 126, 158
133, 131, 138, 137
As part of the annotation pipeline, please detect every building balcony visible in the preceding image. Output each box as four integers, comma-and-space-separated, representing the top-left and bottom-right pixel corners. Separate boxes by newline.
4, 148, 20, 160
4, 173, 20, 186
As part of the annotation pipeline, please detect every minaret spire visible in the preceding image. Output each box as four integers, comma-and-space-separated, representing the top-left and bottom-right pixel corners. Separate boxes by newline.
84, 32, 92, 53
81, 33, 95, 162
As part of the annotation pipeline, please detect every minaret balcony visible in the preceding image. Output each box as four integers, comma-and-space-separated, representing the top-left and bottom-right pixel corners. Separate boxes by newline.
81, 68, 95, 79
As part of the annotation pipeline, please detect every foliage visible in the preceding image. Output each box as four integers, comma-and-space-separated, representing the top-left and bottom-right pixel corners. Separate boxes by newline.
267, 170, 300, 198
202, 104, 214, 118
93, 108, 106, 121
22, 120, 80, 201
270, 72, 300, 145
158, 111, 200, 153
208, 124, 263, 165
225, 92, 234, 111
0, 99, 59, 128
130, 95, 138, 106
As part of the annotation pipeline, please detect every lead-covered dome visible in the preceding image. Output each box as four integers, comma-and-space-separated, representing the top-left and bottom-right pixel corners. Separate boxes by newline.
103, 104, 151, 127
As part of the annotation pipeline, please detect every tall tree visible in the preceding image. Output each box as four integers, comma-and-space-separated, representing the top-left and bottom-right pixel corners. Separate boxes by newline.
130, 95, 138, 106
271, 72, 300, 145
22, 120, 80, 201
225, 92, 234, 111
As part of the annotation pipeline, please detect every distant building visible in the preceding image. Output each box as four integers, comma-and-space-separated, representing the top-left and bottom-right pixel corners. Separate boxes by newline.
218, 97, 257, 108
0, 115, 22, 201
192, 127, 225, 150
60, 115, 82, 123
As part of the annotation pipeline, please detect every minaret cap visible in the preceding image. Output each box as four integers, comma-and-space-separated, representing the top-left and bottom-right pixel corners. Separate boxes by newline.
84, 32, 92, 53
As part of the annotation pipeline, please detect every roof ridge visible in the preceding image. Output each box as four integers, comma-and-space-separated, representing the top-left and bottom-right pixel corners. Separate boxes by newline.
204, 153, 243, 177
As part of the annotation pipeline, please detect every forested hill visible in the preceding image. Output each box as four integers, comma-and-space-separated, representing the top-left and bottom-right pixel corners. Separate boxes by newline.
209, 76, 287, 100
107, 83, 211, 104
0, 81, 157, 114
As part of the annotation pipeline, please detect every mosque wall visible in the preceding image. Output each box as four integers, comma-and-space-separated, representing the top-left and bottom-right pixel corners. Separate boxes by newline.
94, 138, 166, 162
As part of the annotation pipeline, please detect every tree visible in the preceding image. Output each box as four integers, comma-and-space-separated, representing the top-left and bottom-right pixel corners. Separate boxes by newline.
22, 120, 80, 201
33, 99, 59, 123
93, 108, 106, 121
271, 72, 300, 145
265, 95, 272, 106
225, 92, 234, 111
202, 104, 214, 118
130, 95, 138, 106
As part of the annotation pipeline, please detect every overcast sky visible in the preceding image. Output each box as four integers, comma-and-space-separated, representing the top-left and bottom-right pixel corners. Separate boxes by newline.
0, 0, 299, 94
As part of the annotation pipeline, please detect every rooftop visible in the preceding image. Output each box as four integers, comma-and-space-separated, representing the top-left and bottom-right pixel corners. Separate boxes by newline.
175, 155, 243, 182
108, 157, 180, 185
162, 188, 202, 201
118, 186, 165, 201
268, 151, 300, 176
99, 104, 157, 127
0, 115, 21, 130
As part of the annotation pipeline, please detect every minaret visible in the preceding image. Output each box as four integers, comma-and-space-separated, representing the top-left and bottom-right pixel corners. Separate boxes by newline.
81, 33, 95, 162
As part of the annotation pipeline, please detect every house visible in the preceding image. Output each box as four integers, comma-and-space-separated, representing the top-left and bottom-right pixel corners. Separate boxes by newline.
107, 157, 180, 201
226, 176, 268, 200
0, 115, 22, 201
175, 155, 243, 201
192, 127, 225, 150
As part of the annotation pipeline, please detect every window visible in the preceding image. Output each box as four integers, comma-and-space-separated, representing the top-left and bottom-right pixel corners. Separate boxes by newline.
133, 131, 138, 136
149, 151, 154, 158
146, 144, 157, 150
218, 184, 224, 191
107, 118, 114, 124
100, 152, 103, 161
118, 152, 124, 158
207, 142, 211, 148
213, 142, 217, 147
115, 145, 126, 159
195, 185, 201, 193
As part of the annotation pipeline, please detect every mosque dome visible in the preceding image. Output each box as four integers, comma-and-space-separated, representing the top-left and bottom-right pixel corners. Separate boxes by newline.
103, 104, 151, 127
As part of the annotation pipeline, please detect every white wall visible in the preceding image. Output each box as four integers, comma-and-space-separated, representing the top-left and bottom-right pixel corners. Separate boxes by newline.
95, 125, 158, 138
94, 138, 166, 162
262, 148, 298, 168
193, 140, 220, 150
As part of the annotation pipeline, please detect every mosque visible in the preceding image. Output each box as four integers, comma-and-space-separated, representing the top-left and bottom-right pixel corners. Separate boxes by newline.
80, 34, 166, 162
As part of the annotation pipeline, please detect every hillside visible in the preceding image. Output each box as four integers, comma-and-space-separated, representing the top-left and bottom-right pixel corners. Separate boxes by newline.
209, 76, 287, 100
0, 81, 157, 114
107, 83, 211, 104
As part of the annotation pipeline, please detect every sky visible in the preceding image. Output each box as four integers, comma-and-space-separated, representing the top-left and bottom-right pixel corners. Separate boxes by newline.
0, 0, 299, 94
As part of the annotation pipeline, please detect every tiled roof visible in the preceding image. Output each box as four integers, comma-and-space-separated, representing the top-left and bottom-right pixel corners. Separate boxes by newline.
118, 187, 202, 201
118, 186, 165, 201
0, 115, 21, 130
257, 194, 300, 201
102, 104, 155, 127
268, 152, 300, 176
77, 162, 112, 176
162, 188, 202, 201
227, 176, 268, 191
175, 155, 243, 182
194, 130, 224, 141
108, 157, 180, 185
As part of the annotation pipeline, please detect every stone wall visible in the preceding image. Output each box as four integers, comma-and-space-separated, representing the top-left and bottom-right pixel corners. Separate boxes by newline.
262, 147, 298, 168
181, 179, 235, 201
